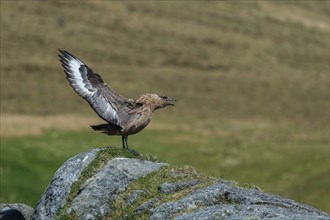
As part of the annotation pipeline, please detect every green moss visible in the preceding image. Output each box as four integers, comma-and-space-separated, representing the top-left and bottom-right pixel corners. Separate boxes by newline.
241, 183, 263, 191
225, 179, 263, 192
109, 165, 216, 220
56, 208, 78, 220
56, 147, 151, 219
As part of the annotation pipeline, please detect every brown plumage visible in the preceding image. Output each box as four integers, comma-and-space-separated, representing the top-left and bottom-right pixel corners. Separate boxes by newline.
58, 49, 175, 152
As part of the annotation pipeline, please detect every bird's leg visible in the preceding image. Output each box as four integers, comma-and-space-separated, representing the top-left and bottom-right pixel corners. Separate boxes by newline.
122, 136, 127, 149
125, 135, 129, 148
122, 135, 140, 156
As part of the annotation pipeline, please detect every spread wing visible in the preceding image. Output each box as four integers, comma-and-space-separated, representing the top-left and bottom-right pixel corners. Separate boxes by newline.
58, 49, 126, 127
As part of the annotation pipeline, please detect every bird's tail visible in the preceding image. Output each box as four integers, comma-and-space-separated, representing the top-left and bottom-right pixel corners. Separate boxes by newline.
91, 124, 109, 131
90, 123, 122, 135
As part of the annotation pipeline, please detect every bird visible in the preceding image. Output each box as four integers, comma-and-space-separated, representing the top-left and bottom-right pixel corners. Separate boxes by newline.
58, 49, 176, 154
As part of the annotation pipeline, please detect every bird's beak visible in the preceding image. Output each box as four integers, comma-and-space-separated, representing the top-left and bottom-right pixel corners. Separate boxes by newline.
165, 97, 176, 106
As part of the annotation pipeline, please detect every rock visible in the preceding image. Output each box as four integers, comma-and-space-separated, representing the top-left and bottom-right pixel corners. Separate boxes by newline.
32, 148, 100, 220
0, 209, 25, 220
125, 190, 146, 205
0, 203, 34, 220
158, 179, 200, 194
68, 158, 167, 219
150, 182, 330, 220
28, 147, 329, 220
135, 197, 161, 214
175, 204, 330, 220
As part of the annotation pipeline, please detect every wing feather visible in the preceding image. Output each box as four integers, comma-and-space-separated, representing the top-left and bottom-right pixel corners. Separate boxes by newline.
58, 49, 125, 127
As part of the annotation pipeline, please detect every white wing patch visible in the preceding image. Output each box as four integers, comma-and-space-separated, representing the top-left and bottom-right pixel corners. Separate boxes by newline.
60, 52, 93, 97
59, 50, 121, 126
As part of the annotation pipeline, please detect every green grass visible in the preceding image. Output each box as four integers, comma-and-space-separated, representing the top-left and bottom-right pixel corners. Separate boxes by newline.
1, 0, 329, 213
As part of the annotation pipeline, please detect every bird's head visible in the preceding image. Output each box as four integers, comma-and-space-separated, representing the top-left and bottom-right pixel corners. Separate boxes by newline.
136, 94, 176, 111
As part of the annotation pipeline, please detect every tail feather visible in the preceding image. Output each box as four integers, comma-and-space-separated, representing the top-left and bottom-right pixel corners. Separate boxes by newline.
90, 123, 122, 135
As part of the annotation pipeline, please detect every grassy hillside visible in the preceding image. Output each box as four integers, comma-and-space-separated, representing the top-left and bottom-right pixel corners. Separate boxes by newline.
1, 1, 329, 212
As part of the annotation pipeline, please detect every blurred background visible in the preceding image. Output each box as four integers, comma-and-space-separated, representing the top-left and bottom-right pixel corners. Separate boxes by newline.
1, 1, 329, 213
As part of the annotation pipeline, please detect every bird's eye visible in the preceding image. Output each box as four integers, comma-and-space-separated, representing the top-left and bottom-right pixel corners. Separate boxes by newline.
160, 95, 168, 99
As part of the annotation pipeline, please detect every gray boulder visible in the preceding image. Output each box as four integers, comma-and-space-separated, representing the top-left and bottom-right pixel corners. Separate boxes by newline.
150, 182, 329, 220
0, 203, 34, 220
32, 147, 167, 220
32, 148, 100, 220
29, 147, 329, 220
68, 158, 167, 219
